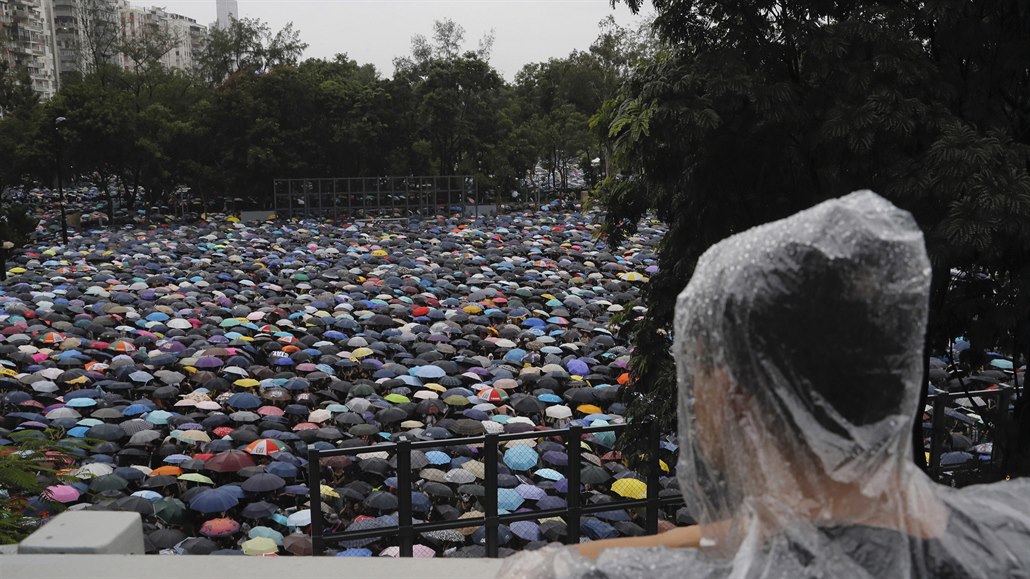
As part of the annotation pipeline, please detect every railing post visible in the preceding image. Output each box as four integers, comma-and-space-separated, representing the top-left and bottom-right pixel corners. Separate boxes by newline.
397, 440, 414, 557
645, 418, 660, 535
307, 447, 324, 556
565, 425, 582, 545
993, 386, 1014, 477
928, 394, 947, 481
484, 433, 499, 557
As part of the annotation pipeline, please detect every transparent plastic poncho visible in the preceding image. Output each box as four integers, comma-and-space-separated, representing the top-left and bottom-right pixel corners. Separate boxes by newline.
501, 191, 1030, 578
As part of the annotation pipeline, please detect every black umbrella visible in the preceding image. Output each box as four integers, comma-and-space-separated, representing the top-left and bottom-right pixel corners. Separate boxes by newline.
240, 473, 286, 493
241, 500, 278, 520
363, 491, 399, 511
113, 495, 156, 515
86, 423, 127, 441
149, 528, 188, 550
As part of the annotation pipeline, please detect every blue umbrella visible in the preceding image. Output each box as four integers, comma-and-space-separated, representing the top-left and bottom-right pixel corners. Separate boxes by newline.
336, 548, 373, 557
503, 447, 538, 471
503, 349, 527, 363
566, 359, 589, 375
534, 468, 565, 481
265, 461, 298, 479
515, 483, 547, 500
425, 451, 451, 465
581, 517, 619, 540
510, 520, 541, 541
413, 365, 446, 379
471, 524, 513, 546
497, 488, 524, 511
188, 489, 239, 513
122, 404, 151, 416
227, 393, 261, 409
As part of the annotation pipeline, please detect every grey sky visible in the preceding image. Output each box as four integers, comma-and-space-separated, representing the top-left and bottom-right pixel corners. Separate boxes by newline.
142, 1, 649, 80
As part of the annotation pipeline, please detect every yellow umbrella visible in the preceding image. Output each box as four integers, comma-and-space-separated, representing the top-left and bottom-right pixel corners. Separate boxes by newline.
423, 383, 446, 393
234, 378, 260, 388
320, 484, 340, 498
618, 272, 649, 282
352, 347, 373, 358
371, 249, 388, 257
242, 537, 279, 555
176, 430, 211, 444
463, 305, 482, 314
611, 478, 647, 500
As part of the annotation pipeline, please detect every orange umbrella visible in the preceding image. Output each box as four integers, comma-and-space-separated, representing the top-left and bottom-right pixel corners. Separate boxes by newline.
150, 465, 184, 476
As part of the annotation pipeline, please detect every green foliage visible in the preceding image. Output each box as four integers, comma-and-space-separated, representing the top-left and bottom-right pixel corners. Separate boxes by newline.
601, 0, 1030, 475
0, 431, 83, 544
0, 202, 40, 246
195, 18, 308, 85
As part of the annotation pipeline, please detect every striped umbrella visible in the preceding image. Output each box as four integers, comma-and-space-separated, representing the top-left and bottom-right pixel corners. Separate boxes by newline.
245, 438, 287, 456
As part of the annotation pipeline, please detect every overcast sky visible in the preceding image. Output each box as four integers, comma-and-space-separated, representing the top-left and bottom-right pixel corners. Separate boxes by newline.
141, 0, 649, 80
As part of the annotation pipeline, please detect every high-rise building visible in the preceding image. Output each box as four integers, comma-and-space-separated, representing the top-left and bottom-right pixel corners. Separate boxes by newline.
49, 0, 122, 85
3, 0, 209, 99
0, 0, 58, 99
117, 5, 207, 74
215, 0, 236, 29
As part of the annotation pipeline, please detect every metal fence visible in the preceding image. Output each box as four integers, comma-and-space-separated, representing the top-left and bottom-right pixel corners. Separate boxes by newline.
926, 385, 1015, 483
306, 420, 683, 557
273, 176, 477, 220
305, 387, 1017, 556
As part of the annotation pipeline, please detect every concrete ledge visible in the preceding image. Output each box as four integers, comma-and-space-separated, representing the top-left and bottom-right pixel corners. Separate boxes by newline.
18, 512, 144, 555
0, 555, 505, 579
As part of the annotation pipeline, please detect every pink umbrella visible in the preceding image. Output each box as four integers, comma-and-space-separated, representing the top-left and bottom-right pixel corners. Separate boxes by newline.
200, 517, 241, 538
45, 484, 81, 503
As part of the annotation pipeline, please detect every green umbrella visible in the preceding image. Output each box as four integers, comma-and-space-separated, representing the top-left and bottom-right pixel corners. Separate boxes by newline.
444, 395, 469, 407
89, 474, 129, 492
154, 497, 187, 524
178, 473, 215, 485
350, 384, 375, 397
248, 525, 284, 545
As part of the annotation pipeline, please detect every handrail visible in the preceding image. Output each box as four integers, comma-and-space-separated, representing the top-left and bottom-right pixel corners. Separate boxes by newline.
307, 420, 682, 556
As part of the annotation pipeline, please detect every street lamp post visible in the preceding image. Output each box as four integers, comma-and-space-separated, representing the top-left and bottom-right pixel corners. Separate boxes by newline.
54, 116, 69, 244
0, 241, 13, 282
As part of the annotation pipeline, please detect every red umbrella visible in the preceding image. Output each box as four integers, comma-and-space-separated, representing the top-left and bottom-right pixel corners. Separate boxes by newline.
476, 388, 509, 403
200, 517, 241, 538
204, 450, 256, 473
245, 438, 286, 456
110, 340, 137, 353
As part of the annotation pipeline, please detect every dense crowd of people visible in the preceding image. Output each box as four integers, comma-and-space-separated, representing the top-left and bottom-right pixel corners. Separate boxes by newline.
0, 208, 690, 556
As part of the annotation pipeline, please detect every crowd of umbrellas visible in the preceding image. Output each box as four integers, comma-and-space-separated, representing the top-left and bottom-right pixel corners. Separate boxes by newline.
0, 209, 692, 557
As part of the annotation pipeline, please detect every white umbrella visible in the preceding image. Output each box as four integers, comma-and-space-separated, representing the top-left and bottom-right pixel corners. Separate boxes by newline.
287, 509, 311, 527
546, 405, 572, 419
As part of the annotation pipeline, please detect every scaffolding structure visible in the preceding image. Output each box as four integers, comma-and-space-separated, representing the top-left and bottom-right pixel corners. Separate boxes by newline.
273, 176, 476, 220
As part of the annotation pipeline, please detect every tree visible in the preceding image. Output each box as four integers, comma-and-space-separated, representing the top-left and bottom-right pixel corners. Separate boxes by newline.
194, 17, 308, 84
600, 0, 1030, 477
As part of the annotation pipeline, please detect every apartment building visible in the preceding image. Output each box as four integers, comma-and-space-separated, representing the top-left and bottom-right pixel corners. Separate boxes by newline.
2, 0, 208, 99
0, 0, 58, 98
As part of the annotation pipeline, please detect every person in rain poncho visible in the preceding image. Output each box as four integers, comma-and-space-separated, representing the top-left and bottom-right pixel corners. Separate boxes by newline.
500, 191, 1030, 578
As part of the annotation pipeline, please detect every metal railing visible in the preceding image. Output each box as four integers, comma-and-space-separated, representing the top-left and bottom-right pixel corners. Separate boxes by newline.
306, 421, 683, 557
926, 385, 1015, 482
